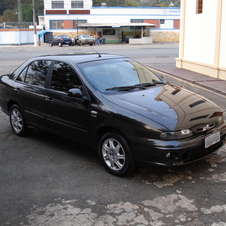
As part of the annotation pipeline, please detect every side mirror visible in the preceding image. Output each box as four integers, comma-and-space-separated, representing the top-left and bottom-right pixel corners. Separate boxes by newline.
68, 88, 83, 98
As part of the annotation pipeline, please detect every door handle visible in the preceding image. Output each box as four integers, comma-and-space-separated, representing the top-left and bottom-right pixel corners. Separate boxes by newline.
14, 87, 21, 93
45, 97, 55, 103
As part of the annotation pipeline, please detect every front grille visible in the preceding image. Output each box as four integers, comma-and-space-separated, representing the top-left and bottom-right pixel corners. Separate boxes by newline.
192, 122, 216, 134
182, 140, 223, 162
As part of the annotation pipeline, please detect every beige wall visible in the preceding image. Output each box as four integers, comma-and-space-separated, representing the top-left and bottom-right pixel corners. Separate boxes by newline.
176, 0, 226, 80
151, 30, 180, 42
53, 31, 88, 38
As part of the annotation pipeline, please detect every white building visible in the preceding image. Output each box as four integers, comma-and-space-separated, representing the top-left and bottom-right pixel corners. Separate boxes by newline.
176, 0, 226, 80
40, 0, 181, 43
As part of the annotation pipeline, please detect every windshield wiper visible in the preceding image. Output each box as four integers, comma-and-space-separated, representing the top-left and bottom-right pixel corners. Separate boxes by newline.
106, 85, 140, 91
136, 82, 164, 88
105, 82, 164, 91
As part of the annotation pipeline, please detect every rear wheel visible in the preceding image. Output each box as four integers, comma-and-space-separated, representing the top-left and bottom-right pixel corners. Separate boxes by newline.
49, 42, 52, 47
99, 132, 135, 176
9, 104, 32, 136
79, 41, 83, 46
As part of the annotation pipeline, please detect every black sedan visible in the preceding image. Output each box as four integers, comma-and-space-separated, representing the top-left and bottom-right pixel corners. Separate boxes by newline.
0, 54, 225, 176
49, 35, 72, 47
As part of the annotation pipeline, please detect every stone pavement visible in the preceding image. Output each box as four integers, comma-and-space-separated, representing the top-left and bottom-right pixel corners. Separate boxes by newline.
148, 64, 226, 96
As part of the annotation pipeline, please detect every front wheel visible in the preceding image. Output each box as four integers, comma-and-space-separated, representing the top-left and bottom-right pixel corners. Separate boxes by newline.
59, 42, 62, 47
9, 104, 32, 136
98, 132, 135, 176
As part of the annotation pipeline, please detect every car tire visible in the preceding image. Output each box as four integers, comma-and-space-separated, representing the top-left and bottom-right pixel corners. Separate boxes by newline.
9, 104, 33, 136
49, 43, 52, 47
79, 41, 83, 46
59, 42, 62, 47
98, 132, 135, 176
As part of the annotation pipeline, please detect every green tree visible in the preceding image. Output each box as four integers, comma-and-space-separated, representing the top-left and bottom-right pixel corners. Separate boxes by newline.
22, 4, 33, 22
0, 0, 43, 22
2, 8, 17, 22
126, 1, 139, 7
174, 1, 180, 7
160, 2, 169, 7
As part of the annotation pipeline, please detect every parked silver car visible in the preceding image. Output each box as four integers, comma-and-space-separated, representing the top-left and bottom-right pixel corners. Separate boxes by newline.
73, 35, 95, 46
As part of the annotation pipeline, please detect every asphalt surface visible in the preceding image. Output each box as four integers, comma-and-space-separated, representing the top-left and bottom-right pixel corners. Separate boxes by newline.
0, 43, 226, 226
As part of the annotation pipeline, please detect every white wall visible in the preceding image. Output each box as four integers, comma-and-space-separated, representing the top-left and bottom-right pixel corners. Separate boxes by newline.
91, 7, 180, 16
0, 30, 38, 45
219, 0, 226, 68
183, 0, 218, 65
44, 0, 92, 10
160, 20, 174, 29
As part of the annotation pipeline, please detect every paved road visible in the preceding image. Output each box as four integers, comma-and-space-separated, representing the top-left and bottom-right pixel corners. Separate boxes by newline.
0, 43, 226, 226
0, 43, 178, 74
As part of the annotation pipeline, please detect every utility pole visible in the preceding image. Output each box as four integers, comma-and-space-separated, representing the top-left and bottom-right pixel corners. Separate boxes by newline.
17, 0, 22, 24
32, 0, 37, 46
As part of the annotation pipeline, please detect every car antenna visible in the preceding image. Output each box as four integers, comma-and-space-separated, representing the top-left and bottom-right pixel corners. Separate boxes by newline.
90, 46, 101, 57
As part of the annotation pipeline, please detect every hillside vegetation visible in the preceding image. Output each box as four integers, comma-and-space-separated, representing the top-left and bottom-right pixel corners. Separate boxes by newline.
0, 0, 180, 23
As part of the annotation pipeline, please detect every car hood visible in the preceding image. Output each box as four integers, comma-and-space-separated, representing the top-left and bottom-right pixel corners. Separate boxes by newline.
102, 84, 223, 131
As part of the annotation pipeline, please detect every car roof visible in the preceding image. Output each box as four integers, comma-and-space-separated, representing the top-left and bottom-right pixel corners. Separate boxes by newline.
31, 53, 125, 64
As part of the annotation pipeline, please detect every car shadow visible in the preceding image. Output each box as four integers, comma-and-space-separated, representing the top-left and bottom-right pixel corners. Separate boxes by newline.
5, 126, 225, 181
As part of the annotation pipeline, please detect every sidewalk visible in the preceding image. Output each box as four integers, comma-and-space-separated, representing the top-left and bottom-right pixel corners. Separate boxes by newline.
148, 64, 226, 96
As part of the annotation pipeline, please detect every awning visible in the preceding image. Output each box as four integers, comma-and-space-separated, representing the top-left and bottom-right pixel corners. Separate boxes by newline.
78, 23, 156, 28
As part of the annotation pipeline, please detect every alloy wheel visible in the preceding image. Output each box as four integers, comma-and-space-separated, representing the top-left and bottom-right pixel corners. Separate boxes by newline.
102, 138, 126, 171
10, 108, 23, 134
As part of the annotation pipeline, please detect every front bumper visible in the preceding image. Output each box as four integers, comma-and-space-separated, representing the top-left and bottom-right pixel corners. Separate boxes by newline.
129, 122, 226, 166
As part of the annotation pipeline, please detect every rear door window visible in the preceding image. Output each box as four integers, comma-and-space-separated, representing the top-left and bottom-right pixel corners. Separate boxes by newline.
24, 60, 51, 87
50, 61, 82, 93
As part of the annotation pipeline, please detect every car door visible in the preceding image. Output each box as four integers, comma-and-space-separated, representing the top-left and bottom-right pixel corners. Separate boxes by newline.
52, 36, 59, 45
45, 61, 91, 142
13, 60, 52, 126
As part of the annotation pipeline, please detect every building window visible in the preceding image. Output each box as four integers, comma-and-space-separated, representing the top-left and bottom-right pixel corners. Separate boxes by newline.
131, 19, 144, 23
160, 19, 165, 24
103, 29, 115, 35
52, 1, 64, 9
71, 1, 84, 8
50, 20, 64, 29
197, 0, 203, 14
73, 20, 87, 28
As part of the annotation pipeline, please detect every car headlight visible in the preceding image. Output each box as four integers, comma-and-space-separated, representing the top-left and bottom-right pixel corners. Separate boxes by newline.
160, 129, 193, 140
218, 115, 224, 124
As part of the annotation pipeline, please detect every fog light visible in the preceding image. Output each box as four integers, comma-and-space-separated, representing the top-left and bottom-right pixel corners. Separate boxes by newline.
165, 152, 179, 160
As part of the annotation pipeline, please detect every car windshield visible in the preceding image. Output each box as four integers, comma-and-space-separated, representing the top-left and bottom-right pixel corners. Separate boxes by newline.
78, 59, 163, 93
61, 35, 70, 39
82, 35, 92, 38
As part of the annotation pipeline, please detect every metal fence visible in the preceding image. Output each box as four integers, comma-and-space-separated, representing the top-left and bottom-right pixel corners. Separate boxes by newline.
0, 22, 32, 29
